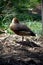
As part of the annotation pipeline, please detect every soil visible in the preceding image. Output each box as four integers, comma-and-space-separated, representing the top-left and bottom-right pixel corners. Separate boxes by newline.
0, 33, 43, 65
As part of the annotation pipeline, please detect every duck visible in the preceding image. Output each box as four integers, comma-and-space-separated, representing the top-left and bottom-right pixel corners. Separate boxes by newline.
10, 17, 36, 41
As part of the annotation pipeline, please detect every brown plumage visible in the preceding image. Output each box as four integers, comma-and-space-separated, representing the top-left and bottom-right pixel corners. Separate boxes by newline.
10, 17, 35, 41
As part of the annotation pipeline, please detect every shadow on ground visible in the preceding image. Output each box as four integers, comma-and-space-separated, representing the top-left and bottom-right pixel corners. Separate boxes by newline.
16, 40, 40, 47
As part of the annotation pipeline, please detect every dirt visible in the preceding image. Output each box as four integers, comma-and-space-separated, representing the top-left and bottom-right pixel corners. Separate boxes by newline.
0, 33, 43, 65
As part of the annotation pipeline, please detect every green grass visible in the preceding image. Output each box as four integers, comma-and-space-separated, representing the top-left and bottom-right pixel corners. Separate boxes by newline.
25, 21, 42, 35
0, 21, 42, 35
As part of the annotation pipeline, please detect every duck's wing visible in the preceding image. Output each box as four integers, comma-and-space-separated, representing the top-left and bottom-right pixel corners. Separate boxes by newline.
15, 23, 35, 36
15, 23, 30, 31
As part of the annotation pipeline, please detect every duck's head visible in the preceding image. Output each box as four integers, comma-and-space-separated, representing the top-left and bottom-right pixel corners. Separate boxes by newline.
12, 17, 19, 23
10, 17, 19, 31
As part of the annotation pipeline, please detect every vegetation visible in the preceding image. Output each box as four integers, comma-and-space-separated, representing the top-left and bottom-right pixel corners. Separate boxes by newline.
0, 0, 41, 35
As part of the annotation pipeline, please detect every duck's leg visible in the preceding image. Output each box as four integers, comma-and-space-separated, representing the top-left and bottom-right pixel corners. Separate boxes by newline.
22, 36, 24, 41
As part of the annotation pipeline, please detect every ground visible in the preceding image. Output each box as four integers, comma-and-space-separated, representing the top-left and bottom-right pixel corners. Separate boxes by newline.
0, 33, 43, 65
